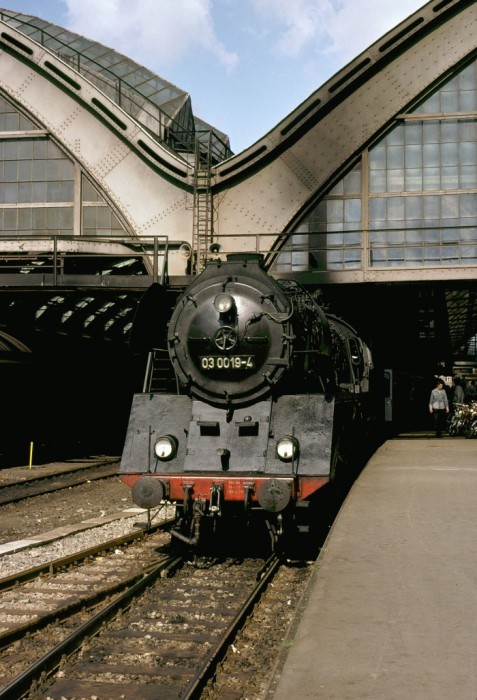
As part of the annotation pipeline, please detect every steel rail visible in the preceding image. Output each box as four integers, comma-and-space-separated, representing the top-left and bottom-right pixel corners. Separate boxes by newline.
0, 555, 183, 700
0, 518, 173, 593
180, 553, 281, 699
0, 463, 120, 506
0, 522, 175, 653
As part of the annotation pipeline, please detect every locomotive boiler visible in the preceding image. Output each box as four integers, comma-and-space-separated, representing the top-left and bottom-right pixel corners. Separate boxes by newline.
120, 253, 374, 551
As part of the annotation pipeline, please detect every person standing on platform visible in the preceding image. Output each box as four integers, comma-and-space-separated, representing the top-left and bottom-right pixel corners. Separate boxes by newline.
453, 377, 465, 407
464, 379, 476, 404
429, 379, 449, 437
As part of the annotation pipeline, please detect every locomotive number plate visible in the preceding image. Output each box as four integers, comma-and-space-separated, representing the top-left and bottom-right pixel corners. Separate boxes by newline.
200, 355, 255, 370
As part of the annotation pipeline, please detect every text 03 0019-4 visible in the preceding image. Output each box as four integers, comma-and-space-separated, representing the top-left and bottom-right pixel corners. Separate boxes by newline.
199, 355, 255, 370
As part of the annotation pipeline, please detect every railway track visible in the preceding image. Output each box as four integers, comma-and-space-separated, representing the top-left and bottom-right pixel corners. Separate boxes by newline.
0, 527, 174, 695
0, 545, 285, 699
0, 526, 172, 642
0, 462, 319, 698
0, 459, 119, 507
0, 519, 173, 588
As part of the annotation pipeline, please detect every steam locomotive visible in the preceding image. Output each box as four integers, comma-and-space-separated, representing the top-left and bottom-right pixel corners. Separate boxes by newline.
120, 253, 374, 551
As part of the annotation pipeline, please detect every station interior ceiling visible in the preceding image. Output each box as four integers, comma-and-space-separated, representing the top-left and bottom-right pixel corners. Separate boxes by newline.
306, 278, 477, 381
0, 275, 475, 378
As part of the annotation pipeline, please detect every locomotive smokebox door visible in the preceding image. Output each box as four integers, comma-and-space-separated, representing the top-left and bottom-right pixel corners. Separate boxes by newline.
167, 256, 293, 408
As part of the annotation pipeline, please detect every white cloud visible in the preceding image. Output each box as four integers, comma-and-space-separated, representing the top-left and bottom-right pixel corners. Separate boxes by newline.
250, 0, 335, 57
319, 0, 428, 61
249, 0, 425, 62
64, 0, 238, 70
61, 0, 424, 83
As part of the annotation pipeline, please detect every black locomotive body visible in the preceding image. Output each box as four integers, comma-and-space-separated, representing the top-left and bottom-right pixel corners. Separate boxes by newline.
120, 253, 374, 549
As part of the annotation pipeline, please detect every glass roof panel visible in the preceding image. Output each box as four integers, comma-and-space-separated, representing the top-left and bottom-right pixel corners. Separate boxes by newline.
139, 75, 172, 92
37, 24, 69, 38
42, 37, 67, 58
10, 24, 41, 39
98, 59, 138, 78
0, 8, 233, 159
0, 10, 189, 109
61, 36, 98, 52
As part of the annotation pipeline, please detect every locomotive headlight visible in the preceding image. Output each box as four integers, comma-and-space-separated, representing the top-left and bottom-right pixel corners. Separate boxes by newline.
154, 435, 178, 461
276, 436, 299, 462
214, 293, 235, 314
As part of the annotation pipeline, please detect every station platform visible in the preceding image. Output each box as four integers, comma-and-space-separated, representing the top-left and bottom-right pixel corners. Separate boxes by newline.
270, 436, 477, 700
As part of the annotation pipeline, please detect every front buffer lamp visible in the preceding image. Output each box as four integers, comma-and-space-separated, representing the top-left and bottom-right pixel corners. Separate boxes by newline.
154, 435, 178, 461
276, 435, 299, 462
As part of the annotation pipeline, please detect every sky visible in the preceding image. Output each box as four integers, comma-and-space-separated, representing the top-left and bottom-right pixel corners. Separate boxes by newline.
0, 0, 427, 153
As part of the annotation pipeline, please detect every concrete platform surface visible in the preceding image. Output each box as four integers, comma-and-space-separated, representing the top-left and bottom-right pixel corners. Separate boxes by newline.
271, 437, 477, 700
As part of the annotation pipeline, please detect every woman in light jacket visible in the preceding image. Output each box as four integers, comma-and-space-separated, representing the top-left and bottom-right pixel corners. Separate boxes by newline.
429, 379, 449, 437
